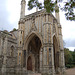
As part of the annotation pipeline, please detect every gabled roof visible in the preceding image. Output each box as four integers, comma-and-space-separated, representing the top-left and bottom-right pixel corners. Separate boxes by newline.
20, 9, 58, 22
0, 30, 17, 40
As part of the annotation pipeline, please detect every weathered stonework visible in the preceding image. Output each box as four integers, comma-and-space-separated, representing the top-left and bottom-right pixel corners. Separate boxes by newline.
0, 30, 18, 75
0, 0, 65, 75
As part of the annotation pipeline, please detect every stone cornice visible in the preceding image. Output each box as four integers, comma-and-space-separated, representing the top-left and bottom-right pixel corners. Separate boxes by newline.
43, 22, 52, 26
43, 43, 53, 47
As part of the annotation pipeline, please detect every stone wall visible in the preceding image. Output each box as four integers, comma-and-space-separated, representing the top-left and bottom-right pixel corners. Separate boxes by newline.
6, 56, 16, 74
0, 55, 4, 74
0, 31, 18, 75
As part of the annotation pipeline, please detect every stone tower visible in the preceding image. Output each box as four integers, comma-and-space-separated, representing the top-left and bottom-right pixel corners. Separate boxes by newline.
17, 0, 26, 65
55, 4, 60, 24
20, 0, 26, 18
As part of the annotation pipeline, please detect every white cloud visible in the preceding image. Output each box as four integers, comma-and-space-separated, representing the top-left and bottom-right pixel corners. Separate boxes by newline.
60, 11, 75, 40
6, 0, 21, 24
67, 47, 75, 51
60, 11, 75, 51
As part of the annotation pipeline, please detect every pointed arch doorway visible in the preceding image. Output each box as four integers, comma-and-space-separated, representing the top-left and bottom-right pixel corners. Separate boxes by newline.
53, 35, 59, 73
25, 33, 42, 72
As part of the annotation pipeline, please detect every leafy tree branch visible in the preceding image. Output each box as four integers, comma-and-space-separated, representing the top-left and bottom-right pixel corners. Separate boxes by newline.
28, 0, 75, 21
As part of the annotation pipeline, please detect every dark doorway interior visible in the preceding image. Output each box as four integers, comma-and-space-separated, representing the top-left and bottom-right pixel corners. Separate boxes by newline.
27, 56, 32, 71
53, 36, 59, 71
27, 35, 42, 72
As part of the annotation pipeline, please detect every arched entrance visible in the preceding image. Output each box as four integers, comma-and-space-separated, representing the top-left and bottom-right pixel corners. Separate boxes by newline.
26, 33, 42, 72
27, 56, 32, 70
53, 35, 59, 73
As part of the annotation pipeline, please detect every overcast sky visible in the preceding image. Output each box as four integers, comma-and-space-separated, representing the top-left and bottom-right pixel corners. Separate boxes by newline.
0, 0, 75, 51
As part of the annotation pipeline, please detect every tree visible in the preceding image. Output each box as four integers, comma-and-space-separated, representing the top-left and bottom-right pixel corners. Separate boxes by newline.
12, 28, 17, 31
28, 0, 75, 21
63, 0, 75, 21
71, 51, 75, 65
64, 48, 73, 65
64, 48, 75, 68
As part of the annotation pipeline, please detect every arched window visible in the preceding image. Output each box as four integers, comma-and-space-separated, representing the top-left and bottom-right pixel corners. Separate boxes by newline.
10, 46, 14, 56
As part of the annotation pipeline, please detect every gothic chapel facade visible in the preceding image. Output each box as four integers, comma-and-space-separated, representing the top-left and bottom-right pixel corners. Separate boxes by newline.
0, 0, 65, 75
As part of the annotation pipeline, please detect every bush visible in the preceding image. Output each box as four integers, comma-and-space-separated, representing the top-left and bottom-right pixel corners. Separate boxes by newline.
66, 64, 75, 68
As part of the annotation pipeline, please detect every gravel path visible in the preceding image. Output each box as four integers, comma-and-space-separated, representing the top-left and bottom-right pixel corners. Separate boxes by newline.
65, 68, 75, 75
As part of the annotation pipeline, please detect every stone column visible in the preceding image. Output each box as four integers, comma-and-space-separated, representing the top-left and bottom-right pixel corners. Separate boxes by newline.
49, 44, 55, 75
42, 22, 48, 73
42, 22, 55, 75
60, 49, 65, 74
58, 25, 65, 74
42, 46, 49, 73
20, 0, 26, 18
48, 23, 55, 75
40, 48, 43, 72
42, 44, 55, 75
17, 21, 24, 69
26, 49, 28, 72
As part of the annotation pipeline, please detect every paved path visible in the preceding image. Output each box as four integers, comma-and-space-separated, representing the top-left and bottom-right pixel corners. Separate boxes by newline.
65, 68, 75, 75
27, 68, 75, 75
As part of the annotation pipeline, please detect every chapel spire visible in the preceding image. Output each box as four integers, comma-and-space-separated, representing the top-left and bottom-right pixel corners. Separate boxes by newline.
20, 0, 26, 18
55, 4, 60, 24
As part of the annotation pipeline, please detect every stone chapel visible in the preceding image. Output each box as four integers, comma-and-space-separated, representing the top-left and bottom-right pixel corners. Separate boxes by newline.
0, 0, 65, 75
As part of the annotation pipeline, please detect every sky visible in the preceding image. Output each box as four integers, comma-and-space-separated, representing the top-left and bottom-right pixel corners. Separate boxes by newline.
0, 0, 75, 51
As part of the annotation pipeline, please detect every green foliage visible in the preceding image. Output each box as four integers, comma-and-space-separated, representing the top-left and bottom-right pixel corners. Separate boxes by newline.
71, 51, 75, 65
64, 48, 75, 68
63, 0, 75, 21
12, 28, 17, 31
44, 0, 58, 13
64, 48, 73, 65
66, 64, 74, 68
28, 0, 75, 21
28, 0, 42, 10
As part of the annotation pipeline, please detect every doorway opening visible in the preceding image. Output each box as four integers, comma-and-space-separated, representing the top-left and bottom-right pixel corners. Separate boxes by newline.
53, 36, 59, 72
27, 34, 42, 72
